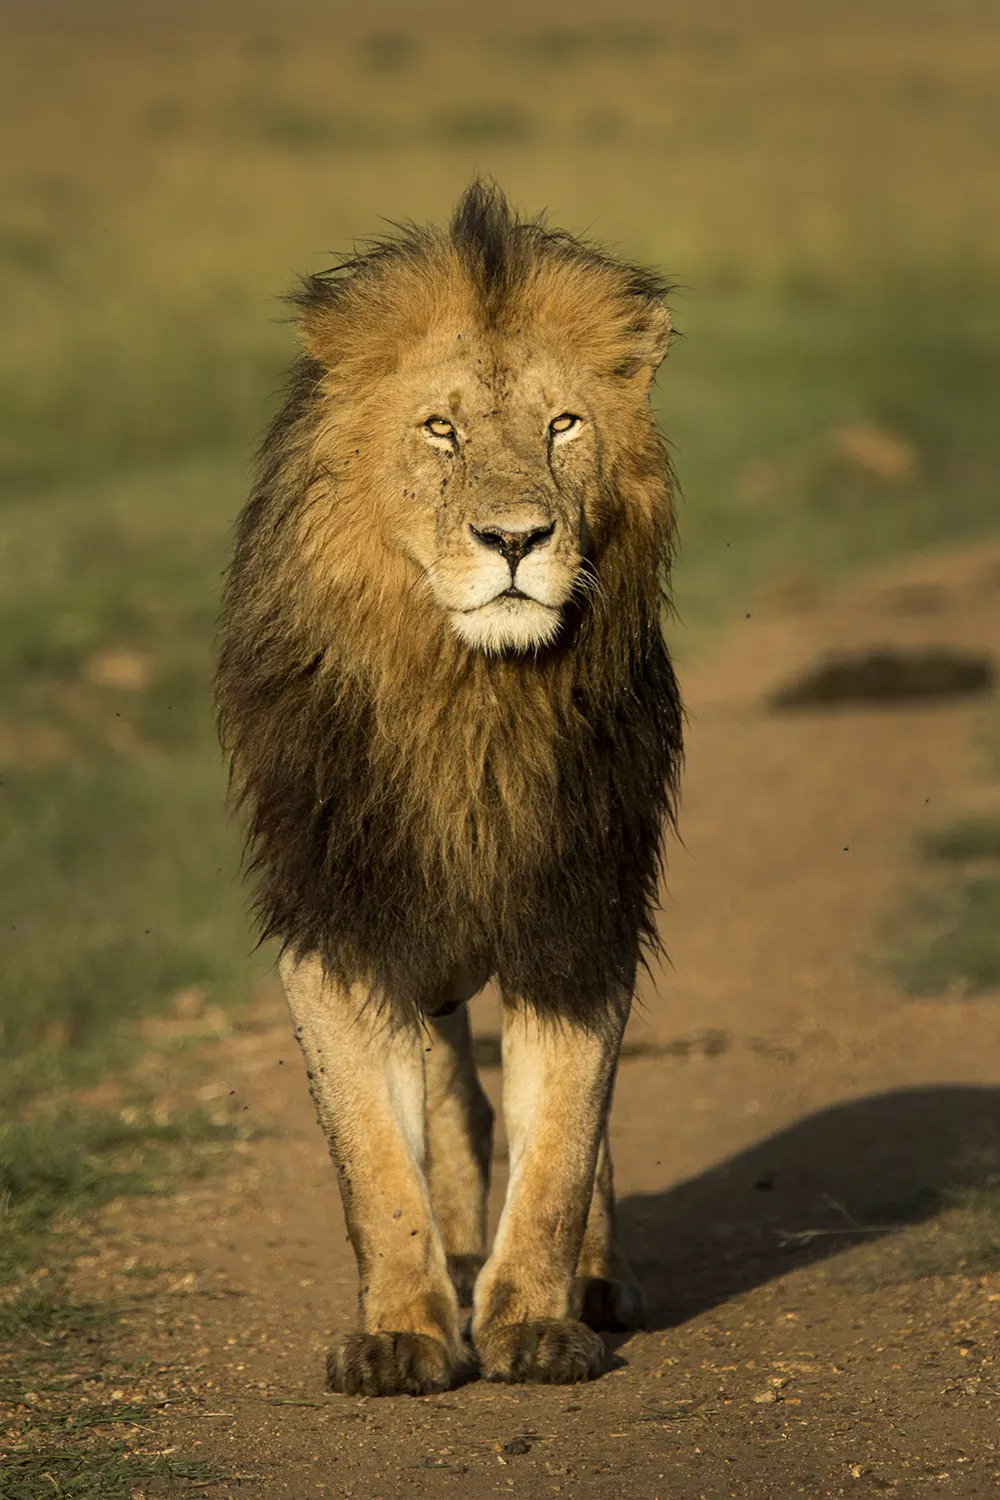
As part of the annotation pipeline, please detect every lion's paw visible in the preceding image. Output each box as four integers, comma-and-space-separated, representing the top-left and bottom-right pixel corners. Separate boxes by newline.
326, 1332, 455, 1397
577, 1275, 646, 1333
475, 1318, 608, 1384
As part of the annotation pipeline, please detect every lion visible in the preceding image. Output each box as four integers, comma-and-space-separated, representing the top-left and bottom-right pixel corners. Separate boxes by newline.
216, 182, 683, 1395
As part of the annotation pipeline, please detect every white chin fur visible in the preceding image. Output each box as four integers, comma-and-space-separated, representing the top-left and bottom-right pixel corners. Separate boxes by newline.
450, 597, 562, 654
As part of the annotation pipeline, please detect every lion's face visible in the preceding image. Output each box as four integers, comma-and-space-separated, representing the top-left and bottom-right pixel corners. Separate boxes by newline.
378, 330, 607, 654
296, 194, 671, 660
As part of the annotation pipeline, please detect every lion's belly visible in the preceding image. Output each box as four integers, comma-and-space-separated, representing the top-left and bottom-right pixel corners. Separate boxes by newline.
423, 960, 492, 1018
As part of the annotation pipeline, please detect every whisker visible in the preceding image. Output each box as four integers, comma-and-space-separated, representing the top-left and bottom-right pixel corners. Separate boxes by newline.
571, 564, 607, 617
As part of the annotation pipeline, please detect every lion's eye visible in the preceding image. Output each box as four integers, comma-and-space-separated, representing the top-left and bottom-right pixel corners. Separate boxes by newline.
549, 413, 581, 437
424, 417, 456, 440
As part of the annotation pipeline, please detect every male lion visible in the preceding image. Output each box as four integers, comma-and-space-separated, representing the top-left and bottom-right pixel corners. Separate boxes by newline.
216, 182, 683, 1395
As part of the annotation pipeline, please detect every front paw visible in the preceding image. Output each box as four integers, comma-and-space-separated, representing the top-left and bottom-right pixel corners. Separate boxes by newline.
326, 1331, 455, 1396
475, 1318, 608, 1384
577, 1274, 646, 1333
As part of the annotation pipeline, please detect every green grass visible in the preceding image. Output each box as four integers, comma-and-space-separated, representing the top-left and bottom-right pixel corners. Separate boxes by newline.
496, 24, 662, 66
0, 438, 262, 1500
905, 1179, 1000, 1278
0, 1104, 250, 1282
429, 104, 535, 144
889, 873, 1000, 999
919, 818, 1000, 863
0, 1447, 222, 1499
663, 286, 1000, 642
1, 1273, 226, 1497
357, 31, 419, 75
0, 1105, 245, 1499
838, 1179, 1000, 1290
0, 458, 268, 1061
885, 702, 1000, 998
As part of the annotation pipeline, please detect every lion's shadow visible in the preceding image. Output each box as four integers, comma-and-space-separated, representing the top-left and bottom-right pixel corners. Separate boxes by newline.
617, 1085, 1000, 1332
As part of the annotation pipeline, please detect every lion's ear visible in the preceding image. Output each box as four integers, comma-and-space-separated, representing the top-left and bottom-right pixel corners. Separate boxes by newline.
620, 299, 672, 388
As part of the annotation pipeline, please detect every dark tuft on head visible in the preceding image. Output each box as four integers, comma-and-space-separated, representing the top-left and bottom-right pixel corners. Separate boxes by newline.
291, 179, 676, 364
449, 178, 524, 302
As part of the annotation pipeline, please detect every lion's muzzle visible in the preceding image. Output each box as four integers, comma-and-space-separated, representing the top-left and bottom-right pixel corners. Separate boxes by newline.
469, 519, 556, 574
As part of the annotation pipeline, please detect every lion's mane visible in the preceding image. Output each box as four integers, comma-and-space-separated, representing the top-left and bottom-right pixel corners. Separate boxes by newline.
216, 184, 683, 1027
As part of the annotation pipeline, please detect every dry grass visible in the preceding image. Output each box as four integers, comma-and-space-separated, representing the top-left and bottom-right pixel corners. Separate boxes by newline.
3, 4, 999, 486
5, 6, 999, 277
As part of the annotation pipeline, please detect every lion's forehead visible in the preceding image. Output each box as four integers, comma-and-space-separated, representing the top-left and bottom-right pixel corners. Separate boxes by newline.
394, 331, 579, 418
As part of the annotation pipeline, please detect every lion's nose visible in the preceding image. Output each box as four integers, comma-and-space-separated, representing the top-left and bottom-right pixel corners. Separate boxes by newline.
469, 521, 555, 569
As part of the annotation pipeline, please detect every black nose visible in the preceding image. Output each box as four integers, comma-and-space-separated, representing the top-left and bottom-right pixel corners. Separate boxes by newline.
470, 522, 555, 568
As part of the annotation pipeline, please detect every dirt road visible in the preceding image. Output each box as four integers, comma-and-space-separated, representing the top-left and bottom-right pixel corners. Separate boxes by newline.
82, 542, 1000, 1498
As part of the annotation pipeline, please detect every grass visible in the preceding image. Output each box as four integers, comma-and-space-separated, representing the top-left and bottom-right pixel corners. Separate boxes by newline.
664, 287, 1000, 641
0, 1104, 252, 1281
0, 1104, 247, 1498
919, 818, 1000, 863
837, 1179, 1000, 1290
1, 1264, 226, 1497
889, 871, 1000, 999
0, 1448, 222, 1499
886, 703, 1000, 999
0, 459, 266, 1062
904, 1180, 1000, 1278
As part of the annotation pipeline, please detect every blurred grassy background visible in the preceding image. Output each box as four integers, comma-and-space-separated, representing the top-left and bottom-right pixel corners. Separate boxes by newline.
2, 0, 999, 1083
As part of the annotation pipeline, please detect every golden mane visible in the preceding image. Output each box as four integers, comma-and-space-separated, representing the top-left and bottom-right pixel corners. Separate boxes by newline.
216, 183, 683, 1025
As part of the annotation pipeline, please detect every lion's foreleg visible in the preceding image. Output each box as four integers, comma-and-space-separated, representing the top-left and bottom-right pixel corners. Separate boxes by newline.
575, 1127, 646, 1332
279, 953, 464, 1396
424, 1006, 493, 1307
471, 995, 628, 1384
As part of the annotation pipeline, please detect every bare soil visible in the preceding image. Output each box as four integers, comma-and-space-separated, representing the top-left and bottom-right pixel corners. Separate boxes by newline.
78, 542, 1000, 1499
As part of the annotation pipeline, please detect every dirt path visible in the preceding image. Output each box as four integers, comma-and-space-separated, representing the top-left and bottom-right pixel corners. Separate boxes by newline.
82, 542, 1000, 1499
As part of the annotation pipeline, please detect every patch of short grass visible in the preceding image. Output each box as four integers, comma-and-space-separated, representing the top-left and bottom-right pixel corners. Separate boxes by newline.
0, 1104, 251, 1284
0, 458, 267, 1063
0, 1103, 243, 1499
0, 1267, 226, 1497
886, 772, 1000, 998
838, 1179, 1000, 1290
904, 1180, 1000, 1278
664, 287, 1000, 644
495, 23, 662, 67
919, 818, 1000, 863
0, 1282, 115, 1351
357, 30, 418, 75
0, 1442, 222, 1500
428, 104, 534, 145
889, 876, 1000, 998
231, 95, 385, 152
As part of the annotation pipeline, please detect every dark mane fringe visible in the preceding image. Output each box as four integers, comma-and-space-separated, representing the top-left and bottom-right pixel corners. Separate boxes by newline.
451, 177, 675, 312
217, 183, 684, 1030
291, 176, 675, 330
